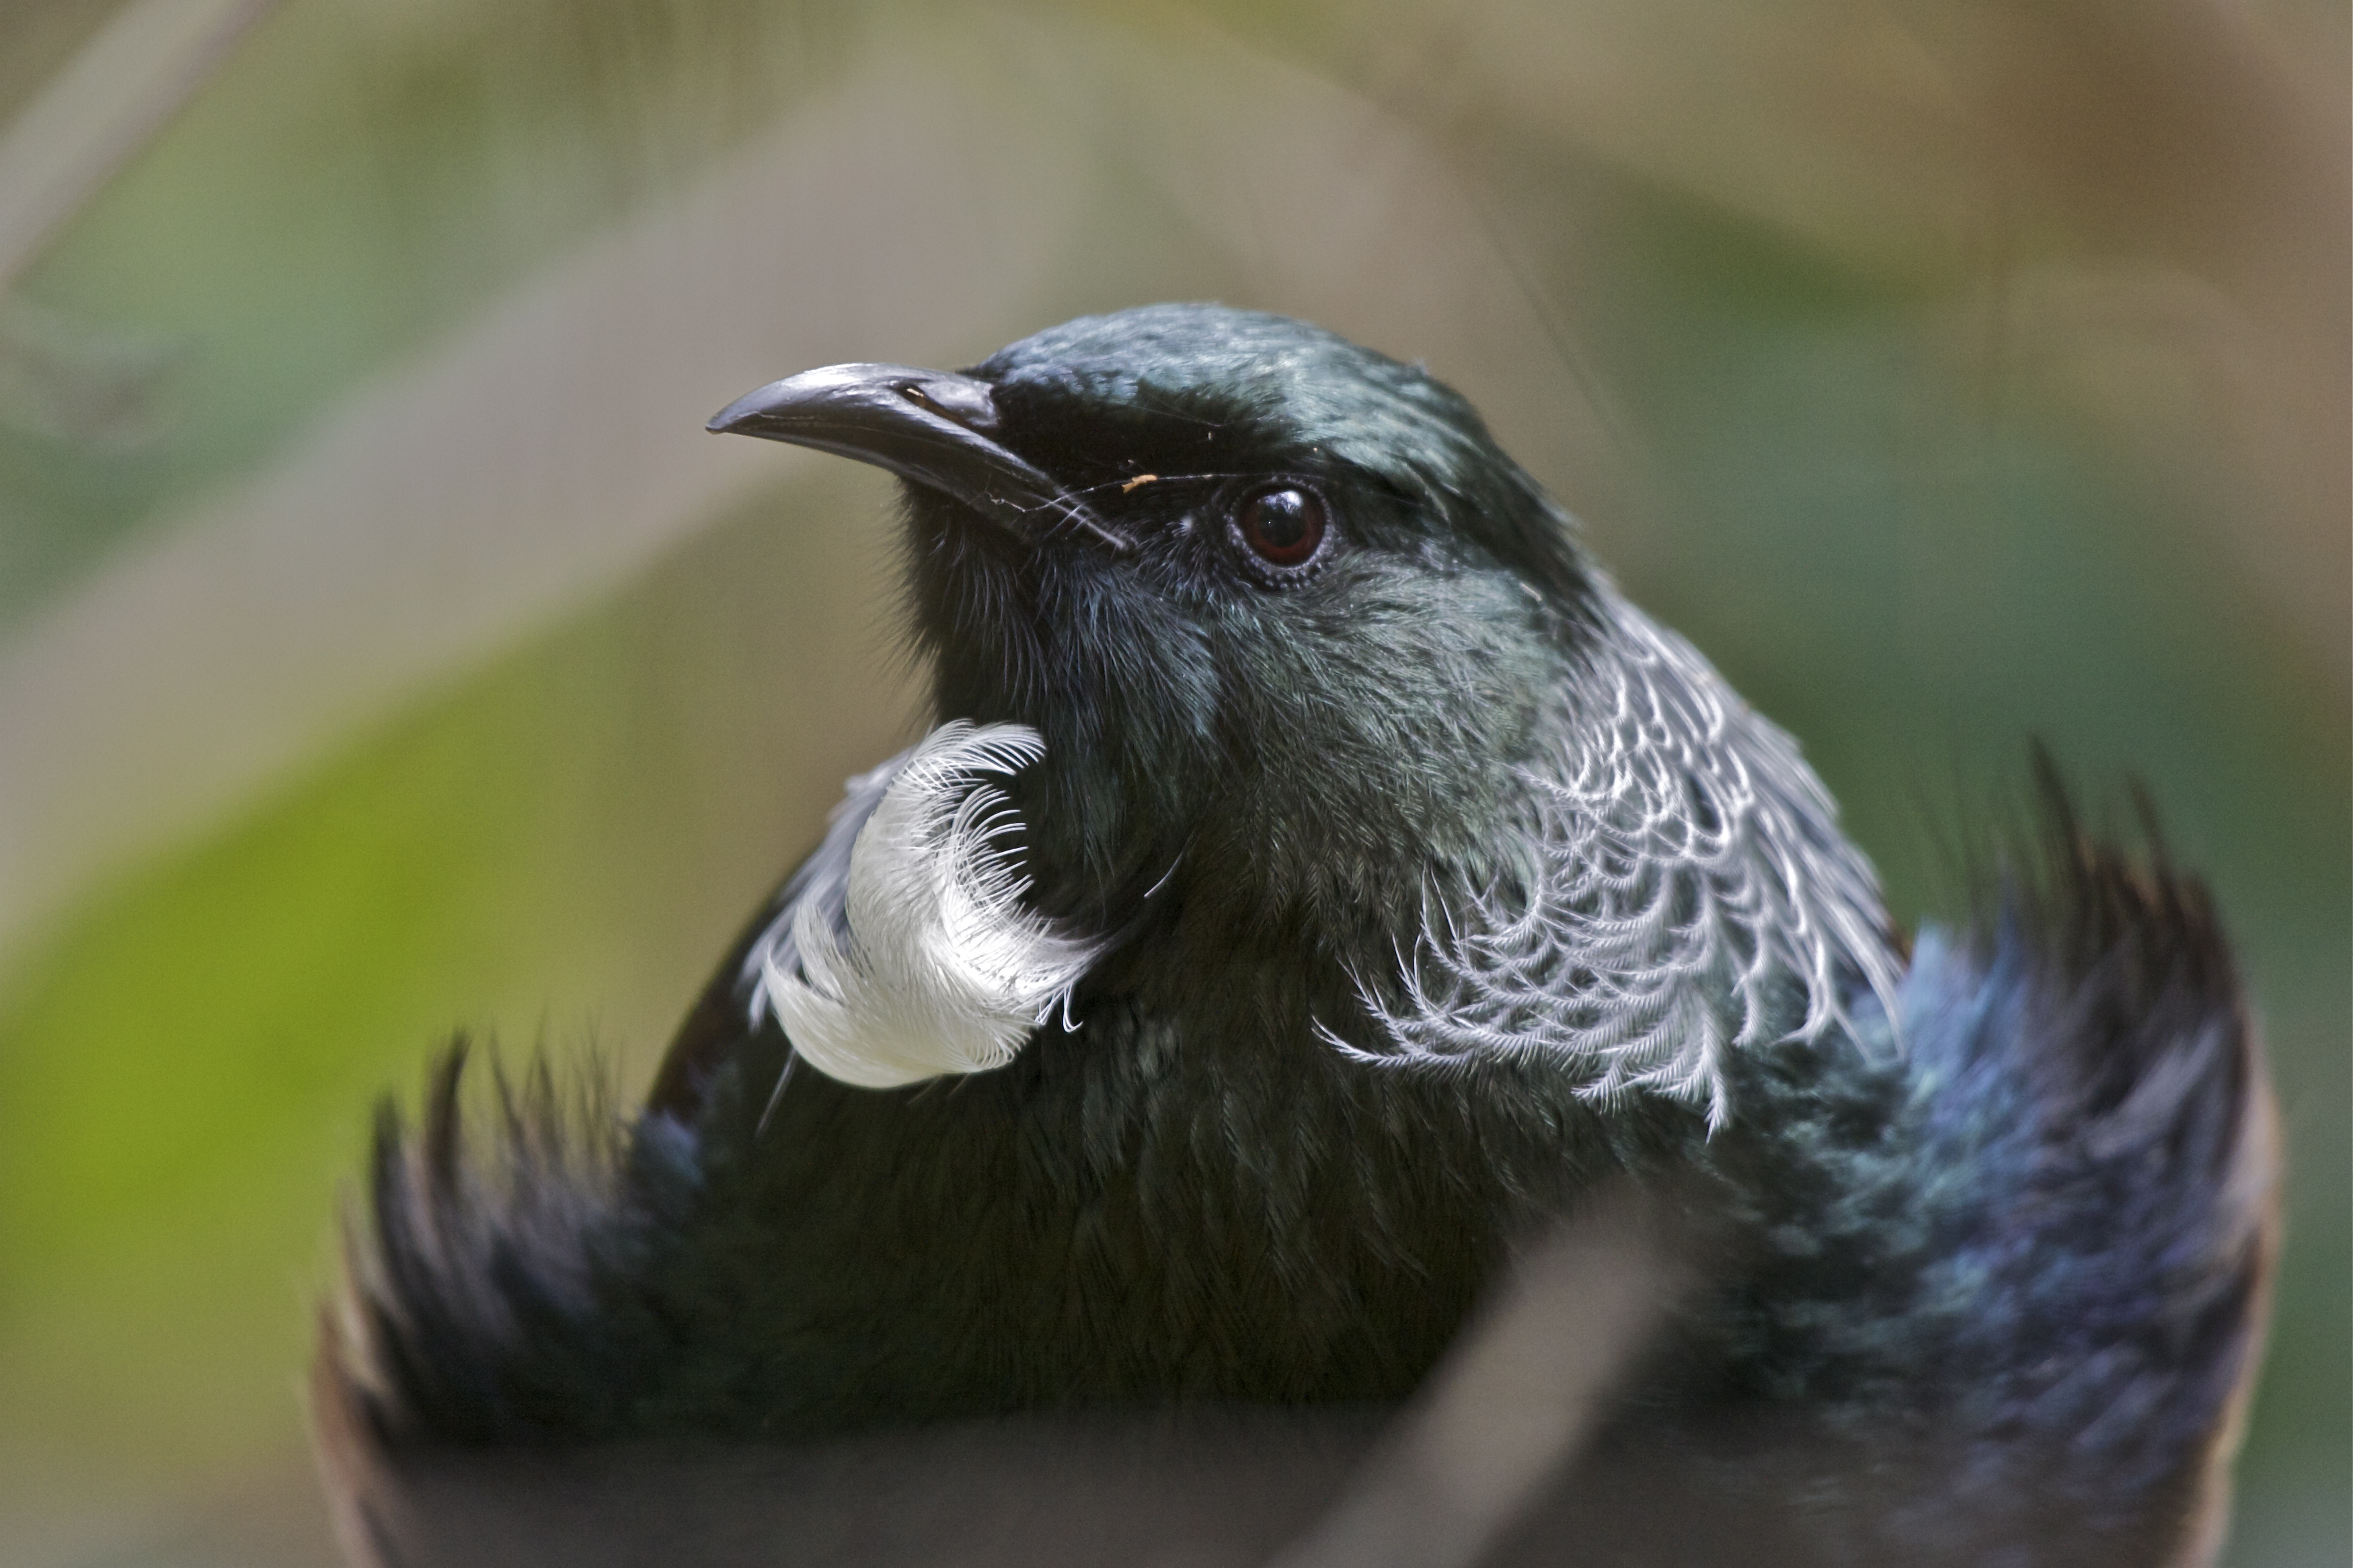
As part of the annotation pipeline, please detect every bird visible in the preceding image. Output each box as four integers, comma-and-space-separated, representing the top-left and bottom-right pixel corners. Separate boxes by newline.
311, 304, 2277, 1568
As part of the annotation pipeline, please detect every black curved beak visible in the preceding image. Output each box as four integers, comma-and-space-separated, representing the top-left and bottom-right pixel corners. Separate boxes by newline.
707, 364, 1131, 554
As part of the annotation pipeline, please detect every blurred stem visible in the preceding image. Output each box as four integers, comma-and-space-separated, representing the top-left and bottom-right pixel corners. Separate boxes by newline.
0, 0, 283, 297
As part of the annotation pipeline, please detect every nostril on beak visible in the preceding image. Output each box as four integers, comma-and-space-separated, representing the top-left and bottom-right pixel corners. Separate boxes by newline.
898, 377, 1000, 435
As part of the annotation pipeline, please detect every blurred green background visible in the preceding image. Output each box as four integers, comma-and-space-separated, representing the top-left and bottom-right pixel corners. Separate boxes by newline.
0, 1, 2343, 1563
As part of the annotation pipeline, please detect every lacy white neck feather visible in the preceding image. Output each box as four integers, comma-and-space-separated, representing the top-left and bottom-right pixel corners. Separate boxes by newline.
757, 608, 1897, 1128
749, 721, 1098, 1090
1336, 603, 1902, 1129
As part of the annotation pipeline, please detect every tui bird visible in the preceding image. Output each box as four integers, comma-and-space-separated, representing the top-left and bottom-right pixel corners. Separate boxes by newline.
314, 305, 2277, 1567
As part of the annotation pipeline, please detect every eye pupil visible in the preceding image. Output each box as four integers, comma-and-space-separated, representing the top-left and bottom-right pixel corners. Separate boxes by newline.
1238, 485, 1327, 569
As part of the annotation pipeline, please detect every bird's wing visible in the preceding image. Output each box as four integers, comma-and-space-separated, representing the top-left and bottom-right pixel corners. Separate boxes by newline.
1697, 763, 2279, 1567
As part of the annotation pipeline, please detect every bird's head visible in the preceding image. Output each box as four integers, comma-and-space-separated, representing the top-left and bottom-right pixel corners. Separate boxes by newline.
716, 305, 1896, 1115
711, 305, 1594, 948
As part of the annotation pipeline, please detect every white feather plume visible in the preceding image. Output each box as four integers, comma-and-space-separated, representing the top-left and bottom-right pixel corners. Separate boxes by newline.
753, 721, 1097, 1090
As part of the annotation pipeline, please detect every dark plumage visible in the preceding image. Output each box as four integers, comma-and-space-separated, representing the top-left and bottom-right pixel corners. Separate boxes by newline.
315, 306, 2275, 1567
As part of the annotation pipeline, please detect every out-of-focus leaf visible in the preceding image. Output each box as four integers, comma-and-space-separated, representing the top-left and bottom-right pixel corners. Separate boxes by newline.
0, 295, 182, 446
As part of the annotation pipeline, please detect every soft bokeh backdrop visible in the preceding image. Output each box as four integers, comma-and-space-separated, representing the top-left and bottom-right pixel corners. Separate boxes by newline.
0, 1, 2344, 1563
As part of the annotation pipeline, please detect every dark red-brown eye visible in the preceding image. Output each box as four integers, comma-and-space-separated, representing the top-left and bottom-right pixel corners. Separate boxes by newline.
1235, 485, 1327, 570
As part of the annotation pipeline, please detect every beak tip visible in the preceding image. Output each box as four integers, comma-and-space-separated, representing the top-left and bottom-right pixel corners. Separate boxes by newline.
706, 387, 775, 437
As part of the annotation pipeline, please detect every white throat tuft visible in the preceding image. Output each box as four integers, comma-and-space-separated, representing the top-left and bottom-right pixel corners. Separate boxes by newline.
753, 721, 1097, 1090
